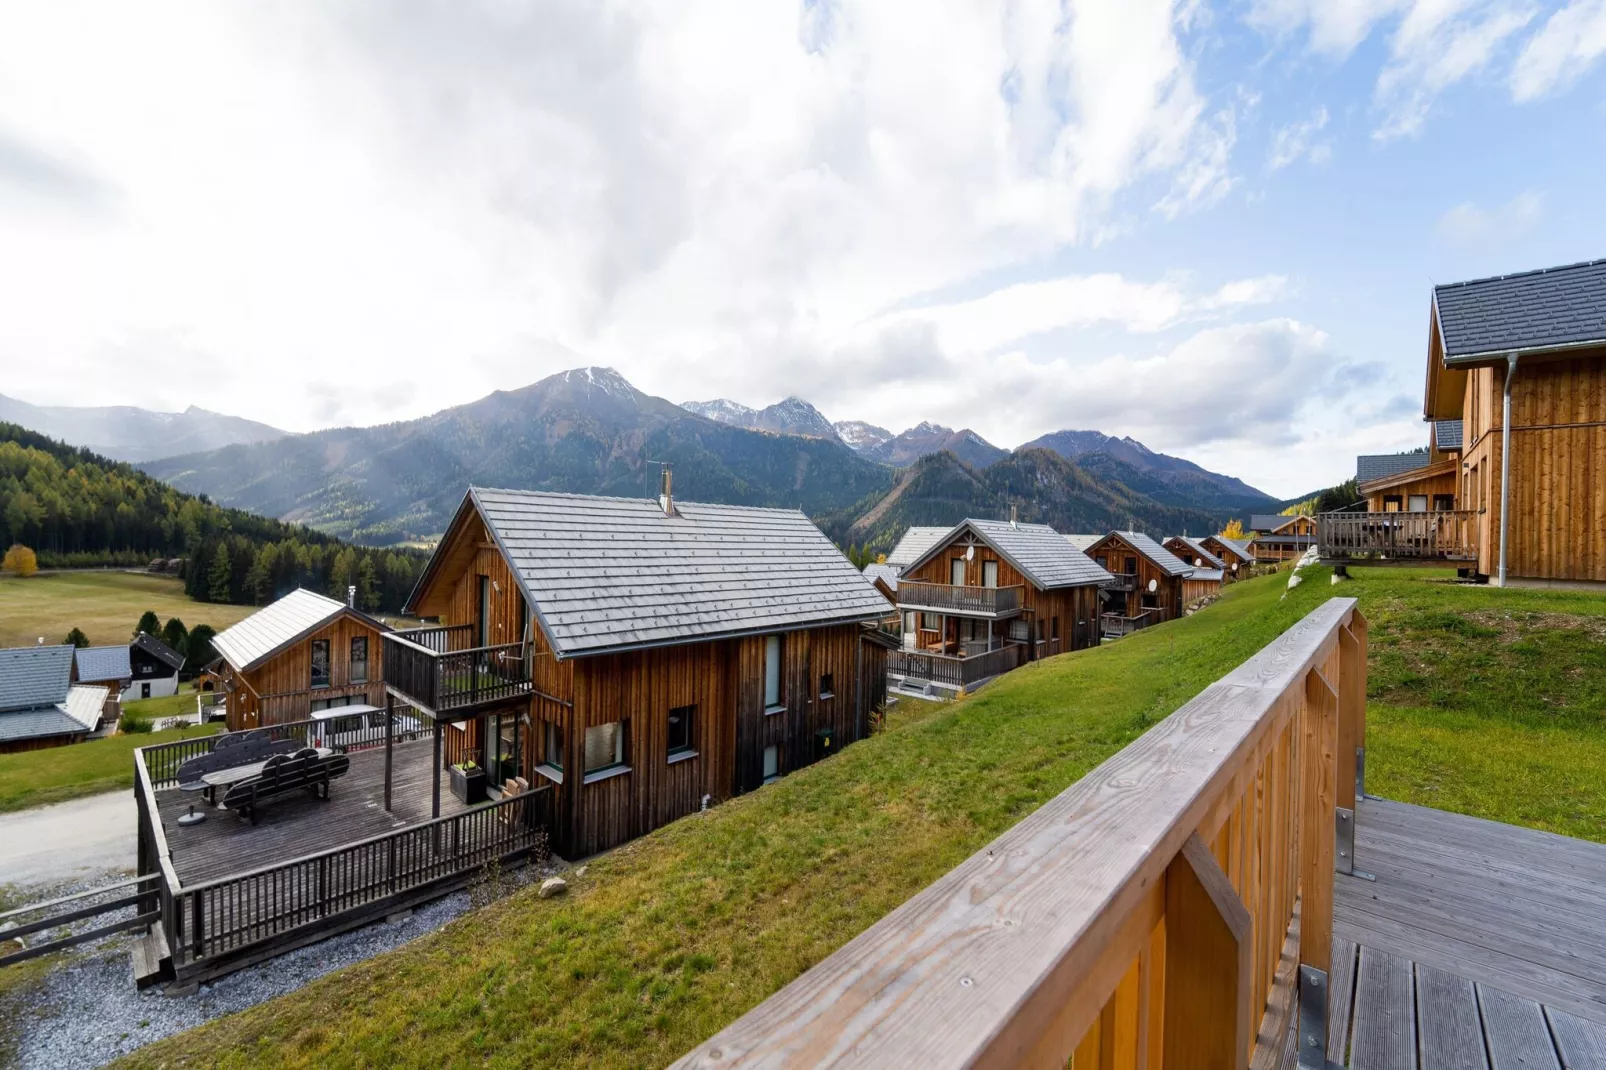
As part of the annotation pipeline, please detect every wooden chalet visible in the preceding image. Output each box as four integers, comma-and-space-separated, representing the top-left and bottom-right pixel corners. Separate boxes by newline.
1084, 531, 1193, 637
74, 633, 185, 704
0, 646, 107, 753
211, 588, 390, 730
1201, 533, 1257, 574
888, 519, 1111, 695
1249, 513, 1316, 563
1163, 534, 1236, 584
386, 479, 894, 859
1322, 257, 1606, 584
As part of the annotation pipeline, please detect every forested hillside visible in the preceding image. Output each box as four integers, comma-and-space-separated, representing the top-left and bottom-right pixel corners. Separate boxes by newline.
0, 423, 424, 612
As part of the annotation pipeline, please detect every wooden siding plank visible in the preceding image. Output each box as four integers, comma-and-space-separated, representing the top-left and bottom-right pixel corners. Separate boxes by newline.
1414, 963, 1488, 1070
1349, 947, 1416, 1070
1477, 986, 1561, 1070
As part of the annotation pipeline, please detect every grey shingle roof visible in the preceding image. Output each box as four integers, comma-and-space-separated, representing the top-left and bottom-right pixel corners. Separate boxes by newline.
886, 527, 950, 568
1435, 258, 1606, 359
1212, 536, 1256, 563
211, 588, 360, 671
1062, 534, 1102, 551
0, 682, 104, 743
0, 645, 74, 713
1434, 420, 1464, 451
133, 632, 186, 671
1249, 514, 1298, 533
75, 645, 132, 683
471, 488, 893, 658
1186, 568, 1224, 583
1355, 452, 1431, 484
862, 563, 900, 591
1167, 536, 1225, 570
1110, 531, 1193, 578
903, 519, 1113, 589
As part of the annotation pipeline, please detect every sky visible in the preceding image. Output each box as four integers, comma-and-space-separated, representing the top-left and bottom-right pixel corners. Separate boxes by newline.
2, 1, 1605, 498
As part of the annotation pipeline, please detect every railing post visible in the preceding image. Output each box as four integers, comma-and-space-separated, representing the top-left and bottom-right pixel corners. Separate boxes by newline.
1163, 831, 1252, 1069
1335, 619, 1369, 879
1298, 667, 1337, 974
190, 891, 205, 961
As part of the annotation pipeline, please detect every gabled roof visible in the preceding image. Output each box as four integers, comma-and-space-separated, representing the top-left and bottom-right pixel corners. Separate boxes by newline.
1062, 534, 1102, 552
1355, 452, 1431, 484
1248, 514, 1299, 534
1434, 258, 1606, 361
886, 527, 950, 568
1093, 531, 1193, 578
0, 685, 106, 743
212, 589, 381, 671
903, 519, 1113, 590
132, 632, 186, 671
1166, 536, 1225, 570
1358, 457, 1458, 494
862, 563, 900, 591
0, 645, 74, 713
1209, 536, 1257, 564
75, 644, 132, 683
1433, 419, 1464, 452
457, 488, 893, 658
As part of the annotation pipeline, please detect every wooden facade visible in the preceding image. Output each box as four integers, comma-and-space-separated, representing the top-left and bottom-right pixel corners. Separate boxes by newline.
1087, 532, 1186, 624
222, 610, 389, 730
1251, 514, 1316, 564
1162, 535, 1235, 584
1180, 573, 1222, 605
1199, 534, 1255, 576
402, 500, 892, 860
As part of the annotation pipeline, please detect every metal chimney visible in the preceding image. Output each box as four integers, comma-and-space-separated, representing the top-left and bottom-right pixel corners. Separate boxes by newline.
659, 463, 677, 517
1009, 504, 1018, 528
347, 585, 356, 608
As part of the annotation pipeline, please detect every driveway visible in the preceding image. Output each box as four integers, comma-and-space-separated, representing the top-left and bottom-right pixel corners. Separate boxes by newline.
0, 791, 136, 889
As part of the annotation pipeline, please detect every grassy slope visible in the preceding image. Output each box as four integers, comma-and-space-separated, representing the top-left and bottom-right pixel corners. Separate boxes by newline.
0, 721, 220, 813
114, 569, 1606, 1068
0, 571, 255, 648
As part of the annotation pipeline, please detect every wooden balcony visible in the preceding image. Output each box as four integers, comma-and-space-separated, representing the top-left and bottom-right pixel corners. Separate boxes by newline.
1317, 510, 1477, 565
896, 580, 1023, 617
1100, 608, 1157, 638
1102, 572, 1137, 592
382, 624, 533, 716
888, 644, 1026, 690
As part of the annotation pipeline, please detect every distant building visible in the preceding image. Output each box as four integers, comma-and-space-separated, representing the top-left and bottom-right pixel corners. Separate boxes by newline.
0, 645, 108, 753
74, 633, 185, 703
1084, 531, 1194, 636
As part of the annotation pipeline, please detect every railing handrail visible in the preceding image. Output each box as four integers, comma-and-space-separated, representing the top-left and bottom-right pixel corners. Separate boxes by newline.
892, 643, 1025, 663
673, 597, 1364, 1068
382, 632, 527, 661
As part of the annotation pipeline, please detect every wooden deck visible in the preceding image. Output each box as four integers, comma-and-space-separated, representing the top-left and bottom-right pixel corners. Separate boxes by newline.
156, 739, 473, 887
1325, 798, 1606, 1067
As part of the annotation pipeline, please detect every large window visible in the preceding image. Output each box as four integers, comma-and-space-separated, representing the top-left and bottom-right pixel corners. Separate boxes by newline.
310, 639, 330, 689
764, 634, 784, 712
920, 612, 940, 631
1408, 495, 1428, 512
543, 721, 564, 772
982, 560, 998, 588
584, 721, 627, 776
667, 705, 695, 758
349, 636, 369, 684
950, 558, 966, 586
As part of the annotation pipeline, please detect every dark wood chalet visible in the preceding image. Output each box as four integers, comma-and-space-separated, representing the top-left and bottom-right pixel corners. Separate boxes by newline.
889, 519, 1111, 695
1249, 513, 1316, 563
1200, 533, 1256, 574
386, 481, 894, 859
211, 588, 390, 730
1162, 535, 1232, 581
1085, 531, 1193, 637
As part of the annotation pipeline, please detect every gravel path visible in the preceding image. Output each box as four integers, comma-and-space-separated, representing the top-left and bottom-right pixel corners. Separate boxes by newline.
4, 858, 562, 1070
0, 793, 136, 889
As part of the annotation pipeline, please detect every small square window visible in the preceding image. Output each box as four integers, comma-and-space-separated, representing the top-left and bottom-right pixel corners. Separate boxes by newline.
667, 705, 695, 757
763, 744, 780, 783
818, 673, 834, 699
584, 722, 626, 774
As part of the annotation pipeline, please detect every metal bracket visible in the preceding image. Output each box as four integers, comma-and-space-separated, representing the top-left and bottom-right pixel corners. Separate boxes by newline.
1355, 746, 1366, 800
1335, 807, 1376, 882
1297, 965, 1328, 1070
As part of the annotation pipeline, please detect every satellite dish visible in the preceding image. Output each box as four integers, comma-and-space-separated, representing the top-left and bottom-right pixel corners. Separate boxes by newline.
965, 545, 975, 561
1148, 578, 1158, 593
1232, 562, 1239, 572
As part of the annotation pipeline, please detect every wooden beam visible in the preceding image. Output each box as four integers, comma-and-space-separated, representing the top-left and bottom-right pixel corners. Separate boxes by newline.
1335, 625, 1361, 814
1163, 832, 1253, 1070
1298, 668, 1338, 974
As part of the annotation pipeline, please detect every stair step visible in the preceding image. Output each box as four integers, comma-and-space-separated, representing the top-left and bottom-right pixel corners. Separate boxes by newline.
132, 925, 172, 988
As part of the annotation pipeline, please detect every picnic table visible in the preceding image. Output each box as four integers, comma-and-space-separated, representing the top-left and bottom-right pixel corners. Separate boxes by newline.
200, 747, 334, 803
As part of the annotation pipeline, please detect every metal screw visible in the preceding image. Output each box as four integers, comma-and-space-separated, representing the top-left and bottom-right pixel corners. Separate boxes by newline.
960, 976, 974, 988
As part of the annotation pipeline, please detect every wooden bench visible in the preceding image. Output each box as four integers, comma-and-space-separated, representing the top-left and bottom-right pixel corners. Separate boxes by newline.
220, 749, 351, 825
175, 733, 305, 797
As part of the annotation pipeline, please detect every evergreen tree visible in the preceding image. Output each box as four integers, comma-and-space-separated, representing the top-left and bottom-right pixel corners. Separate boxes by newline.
186, 624, 218, 669
208, 543, 233, 603
356, 555, 380, 612
136, 610, 161, 637
161, 617, 188, 654
63, 627, 90, 648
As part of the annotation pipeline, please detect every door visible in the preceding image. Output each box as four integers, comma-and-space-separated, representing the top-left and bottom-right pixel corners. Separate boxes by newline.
141, 682, 151, 699
950, 558, 966, 586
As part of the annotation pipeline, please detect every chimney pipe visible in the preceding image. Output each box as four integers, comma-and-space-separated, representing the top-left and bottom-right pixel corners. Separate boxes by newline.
659, 463, 676, 517
1009, 504, 1018, 528
348, 584, 356, 608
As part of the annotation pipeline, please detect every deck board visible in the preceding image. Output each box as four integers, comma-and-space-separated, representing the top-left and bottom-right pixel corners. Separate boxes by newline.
1548, 1009, 1606, 1069
1414, 965, 1486, 1070
1349, 947, 1415, 1070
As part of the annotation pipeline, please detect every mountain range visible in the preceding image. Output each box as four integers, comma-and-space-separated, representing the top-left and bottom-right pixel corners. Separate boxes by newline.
0, 393, 285, 462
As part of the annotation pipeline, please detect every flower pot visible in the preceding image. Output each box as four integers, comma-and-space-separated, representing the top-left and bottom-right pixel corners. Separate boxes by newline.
450, 763, 486, 805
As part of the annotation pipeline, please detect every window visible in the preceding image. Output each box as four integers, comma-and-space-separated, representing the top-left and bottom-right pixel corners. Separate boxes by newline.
1095, 555, 1107, 569
764, 634, 784, 712
584, 721, 627, 776
950, 558, 966, 586
1010, 619, 1030, 641
667, 705, 695, 758
349, 636, 369, 684
982, 560, 998, 588
1383, 495, 1402, 512
1408, 495, 1428, 512
920, 613, 940, 631
310, 639, 330, 689
1433, 494, 1455, 511
1051, 617, 1060, 642
763, 744, 780, 783
543, 721, 564, 772
1124, 556, 1138, 576
903, 611, 916, 634
819, 673, 835, 698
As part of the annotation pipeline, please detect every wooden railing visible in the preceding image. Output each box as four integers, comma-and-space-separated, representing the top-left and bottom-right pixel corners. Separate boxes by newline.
889, 644, 1026, 688
383, 626, 533, 714
1101, 609, 1158, 637
1316, 510, 1477, 562
138, 714, 424, 790
0, 874, 162, 968
674, 597, 1368, 1068
897, 581, 1024, 616
1103, 573, 1138, 592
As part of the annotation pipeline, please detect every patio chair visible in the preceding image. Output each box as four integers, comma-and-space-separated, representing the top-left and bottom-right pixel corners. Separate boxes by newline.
220, 750, 352, 825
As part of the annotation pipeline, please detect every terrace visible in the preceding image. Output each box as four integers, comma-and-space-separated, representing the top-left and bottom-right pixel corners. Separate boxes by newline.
1317, 510, 1478, 568
894, 579, 1024, 618
381, 623, 534, 718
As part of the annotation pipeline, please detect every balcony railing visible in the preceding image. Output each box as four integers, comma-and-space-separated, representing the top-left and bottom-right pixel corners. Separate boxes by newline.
896, 581, 1023, 617
1316, 510, 1477, 563
889, 644, 1026, 688
382, 624, 533, 715
1101, 609, 1157, 638
1101, 573, 1137, 592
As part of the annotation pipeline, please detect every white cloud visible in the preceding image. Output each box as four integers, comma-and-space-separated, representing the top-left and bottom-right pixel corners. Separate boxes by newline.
1246, 0, 1413, 55
1435, 190, 1545, 248
1510, 0, 1606, 100
1267, 106, 1331, 168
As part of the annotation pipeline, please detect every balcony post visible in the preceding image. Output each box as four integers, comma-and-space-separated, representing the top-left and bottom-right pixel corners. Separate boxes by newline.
384, 690, 394, 812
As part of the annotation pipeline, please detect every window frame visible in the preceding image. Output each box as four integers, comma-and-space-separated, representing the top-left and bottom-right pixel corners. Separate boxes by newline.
582, 720, 630, 783
762, 744, 780, 784
763, 634, 785, 714
667, 705, 696, 761
950, 558, 966, 586
981, 560, 999, 588
818, 672, 835, 699
349, 635, 369, 684
537, 720, 565, 783
309, 638, 331, 690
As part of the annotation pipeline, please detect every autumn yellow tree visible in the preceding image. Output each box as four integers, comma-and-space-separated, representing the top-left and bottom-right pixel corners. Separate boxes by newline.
1220, 519, 1245, 539
3, 543, 38, 577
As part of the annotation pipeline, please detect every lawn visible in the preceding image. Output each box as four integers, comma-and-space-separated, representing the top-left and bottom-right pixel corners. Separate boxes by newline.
0, 721, 220, 814
0, 571, 255, 649
102, 568, 1606, 1068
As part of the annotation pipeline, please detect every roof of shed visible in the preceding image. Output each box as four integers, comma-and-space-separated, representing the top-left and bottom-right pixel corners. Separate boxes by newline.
900, 519, 1114, 590
468, 488, 893, 658
1100, 531, 1194, 577
0, 645, 74, 713
886, 527, 950, 568
211, 588, 373, 671
1434, 258, 1606, 360
133, 632, 186, 671
1434, 419, 1464, 451
1355, 452, 1432, 484
1167, 536, 1226, 570
75, 645, 132, 683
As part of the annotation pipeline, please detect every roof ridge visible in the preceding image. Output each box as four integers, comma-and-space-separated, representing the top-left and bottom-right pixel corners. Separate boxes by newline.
1436, 257, 1606, 292
471, 486, 805, 516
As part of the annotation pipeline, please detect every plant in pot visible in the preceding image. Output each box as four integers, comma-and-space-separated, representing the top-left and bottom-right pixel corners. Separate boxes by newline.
450, 758, 487, 804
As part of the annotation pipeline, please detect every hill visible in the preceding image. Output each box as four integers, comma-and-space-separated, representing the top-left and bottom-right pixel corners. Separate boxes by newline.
0, 393, 285, 463
1022, 429, 1275, 514
0, 422, 423, 612
145, 369, 894, 544
862, 422, 1007, 469
832, 447, 1221, 552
